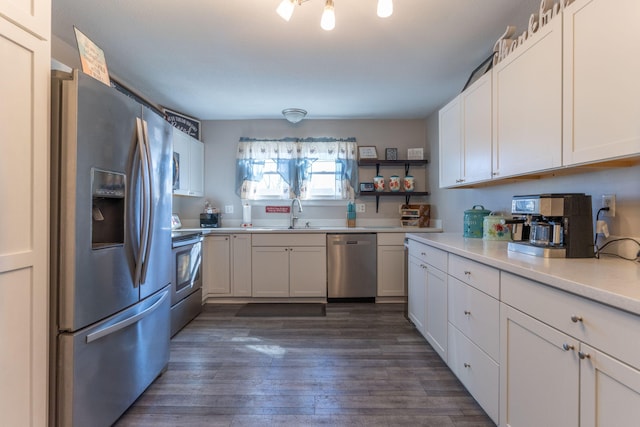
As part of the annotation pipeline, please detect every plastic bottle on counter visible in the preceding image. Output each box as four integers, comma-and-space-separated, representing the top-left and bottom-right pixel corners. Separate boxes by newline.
347, 201, 356, 228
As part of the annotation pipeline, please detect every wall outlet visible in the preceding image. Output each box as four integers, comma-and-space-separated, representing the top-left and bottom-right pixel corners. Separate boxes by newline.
356, 203, 366, 213
601, 194, 616, 217
225, 205, 234, 214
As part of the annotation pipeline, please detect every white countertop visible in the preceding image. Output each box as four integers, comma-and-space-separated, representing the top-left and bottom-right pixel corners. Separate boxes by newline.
178, 225, 442, 234
406, 233, 640, 316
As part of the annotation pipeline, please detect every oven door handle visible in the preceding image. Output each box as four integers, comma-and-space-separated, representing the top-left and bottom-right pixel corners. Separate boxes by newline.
173, 236, 203, 248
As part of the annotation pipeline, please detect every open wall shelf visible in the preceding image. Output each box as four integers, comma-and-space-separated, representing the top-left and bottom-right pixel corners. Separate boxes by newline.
358, 159, 430, 212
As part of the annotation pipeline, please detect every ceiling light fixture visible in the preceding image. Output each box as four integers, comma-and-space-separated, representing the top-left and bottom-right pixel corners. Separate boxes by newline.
282, 108, 307, 123
320, 0, 336, 31
276, 0, 393, 31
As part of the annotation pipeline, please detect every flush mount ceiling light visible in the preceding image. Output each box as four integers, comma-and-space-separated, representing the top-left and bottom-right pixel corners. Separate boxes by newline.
276, 0, 393, 31
282, 108, 307, 123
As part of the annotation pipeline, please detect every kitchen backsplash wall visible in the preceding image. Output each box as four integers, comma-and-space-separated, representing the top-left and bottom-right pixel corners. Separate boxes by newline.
172, 119, 430, 226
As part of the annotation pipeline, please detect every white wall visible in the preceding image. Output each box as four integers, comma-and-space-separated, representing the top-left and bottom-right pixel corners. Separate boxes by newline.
172, 119, 430, 226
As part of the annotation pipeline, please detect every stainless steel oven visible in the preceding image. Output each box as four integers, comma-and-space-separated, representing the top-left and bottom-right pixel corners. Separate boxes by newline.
170, 231, 203, 336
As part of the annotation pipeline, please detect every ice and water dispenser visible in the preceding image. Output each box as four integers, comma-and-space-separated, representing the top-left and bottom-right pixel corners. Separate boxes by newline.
91, 168, 125, 249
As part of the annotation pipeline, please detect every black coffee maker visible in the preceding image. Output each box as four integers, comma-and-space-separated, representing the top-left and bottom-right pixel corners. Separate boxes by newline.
508, 194, 594, 258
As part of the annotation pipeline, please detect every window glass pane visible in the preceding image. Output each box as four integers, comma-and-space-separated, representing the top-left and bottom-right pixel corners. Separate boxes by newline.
306, 160, 338, 198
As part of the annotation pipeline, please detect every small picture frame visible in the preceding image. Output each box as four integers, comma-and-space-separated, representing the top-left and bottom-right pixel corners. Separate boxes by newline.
407, 148, 424, 160
461, 53, 494, 92
385, 148, 398, 160
358, 146, 378, 160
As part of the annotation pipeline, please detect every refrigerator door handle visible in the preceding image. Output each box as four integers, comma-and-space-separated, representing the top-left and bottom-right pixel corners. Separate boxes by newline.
140, 120, 154, 284
85, 290, 168, 343
134, 118, 150, 287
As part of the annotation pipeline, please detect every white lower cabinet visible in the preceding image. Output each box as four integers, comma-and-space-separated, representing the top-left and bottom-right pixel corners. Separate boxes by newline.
446, 256, 500, 425
407, 253, 427, 335
500, 304, 579, 427
251, 233, 326, 298
407, 239, 447, 361
203, 234, 252, 299
377, 233, 406, 297
425, 265, 447, 361
448, 323, 499, 423
501, 271, 640, 427
580, 344, 640, 427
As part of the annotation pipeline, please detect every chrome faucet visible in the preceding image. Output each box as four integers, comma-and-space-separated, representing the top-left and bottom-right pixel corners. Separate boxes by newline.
290, 198, 303, 229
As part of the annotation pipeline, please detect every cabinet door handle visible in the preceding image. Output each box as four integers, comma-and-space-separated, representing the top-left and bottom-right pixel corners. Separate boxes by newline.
562, 343, 575, 351
420, 252, 426, 256
464, 310, 471, 316
464, 271, 471, 276
571, 315, 583, 323
464, 363, 471, 368
578, 351, 591, 360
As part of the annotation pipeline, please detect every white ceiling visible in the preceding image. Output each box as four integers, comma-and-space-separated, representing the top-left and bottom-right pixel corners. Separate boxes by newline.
51, 0, 539, 121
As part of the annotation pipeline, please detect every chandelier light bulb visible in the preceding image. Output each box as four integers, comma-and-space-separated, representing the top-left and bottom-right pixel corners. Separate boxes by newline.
321, 0, 336, 31
276, 0, 296, 21
377, 0, 393, 18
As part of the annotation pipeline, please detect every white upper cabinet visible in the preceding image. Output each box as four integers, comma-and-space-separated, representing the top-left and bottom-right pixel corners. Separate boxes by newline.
439, 71, 493, 188
172, 127, 204, 197
439, 96, 463, 188
461, 72, 493, 183
492, 14, 563, 178
0, 0, 49, 39
563, 0, 640, 165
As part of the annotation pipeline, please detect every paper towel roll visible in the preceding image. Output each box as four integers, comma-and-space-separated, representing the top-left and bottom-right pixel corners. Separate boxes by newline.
242, 204, 252, 226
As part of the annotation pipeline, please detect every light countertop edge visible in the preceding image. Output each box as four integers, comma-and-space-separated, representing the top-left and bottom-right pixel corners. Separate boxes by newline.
406, 232, 640, 316
179, 226, 443, 234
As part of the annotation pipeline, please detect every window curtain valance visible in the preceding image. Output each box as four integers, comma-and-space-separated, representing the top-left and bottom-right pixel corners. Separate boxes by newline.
235, 137, 358, 200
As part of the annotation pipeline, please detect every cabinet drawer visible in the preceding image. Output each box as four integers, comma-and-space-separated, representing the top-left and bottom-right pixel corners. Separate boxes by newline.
448, 277, 499, 361
407, 239, 447, 271
501, 271, 640, 369
448, 254, 499, 298
377, 232, 405, 246
251, 233, 326, 247
448, 323, 499, 424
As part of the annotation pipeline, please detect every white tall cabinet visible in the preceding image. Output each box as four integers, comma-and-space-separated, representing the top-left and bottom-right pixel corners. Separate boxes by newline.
562, 0, 640, 165
0, 0, 50, 425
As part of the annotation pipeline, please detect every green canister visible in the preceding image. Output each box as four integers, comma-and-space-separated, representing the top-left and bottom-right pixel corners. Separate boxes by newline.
463, 205, 491, 238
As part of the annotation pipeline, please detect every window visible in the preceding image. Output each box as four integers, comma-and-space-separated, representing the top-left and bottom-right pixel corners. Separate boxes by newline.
236, 138, 358, 201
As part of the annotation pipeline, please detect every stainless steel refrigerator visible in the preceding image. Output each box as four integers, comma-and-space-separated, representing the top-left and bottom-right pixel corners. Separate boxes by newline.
50, 70, 172, 427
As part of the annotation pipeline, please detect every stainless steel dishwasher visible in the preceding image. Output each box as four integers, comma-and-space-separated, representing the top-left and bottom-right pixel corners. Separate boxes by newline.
327, 233, 377, 301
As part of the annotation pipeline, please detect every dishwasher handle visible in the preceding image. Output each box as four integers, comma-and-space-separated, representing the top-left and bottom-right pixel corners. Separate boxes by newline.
331, 239, 373, 246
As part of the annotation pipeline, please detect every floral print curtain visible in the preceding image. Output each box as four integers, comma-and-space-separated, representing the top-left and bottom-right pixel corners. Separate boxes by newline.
236, 137, 358, 200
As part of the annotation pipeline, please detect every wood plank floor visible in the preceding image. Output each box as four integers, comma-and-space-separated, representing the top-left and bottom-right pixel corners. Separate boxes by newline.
115, 303, 495, 426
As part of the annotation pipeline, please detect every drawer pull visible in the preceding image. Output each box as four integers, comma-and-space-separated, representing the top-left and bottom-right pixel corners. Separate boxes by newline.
578, 351, 591, 360
562, 343, 575, 351
571, 315, 583, 323
464, 363, 471, 368
464, 310, 471, 316
464, 271, 471, 276
421, 252, 426, 256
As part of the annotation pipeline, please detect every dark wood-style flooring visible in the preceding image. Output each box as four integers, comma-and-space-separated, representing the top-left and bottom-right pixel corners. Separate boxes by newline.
115, 303, 494, 426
